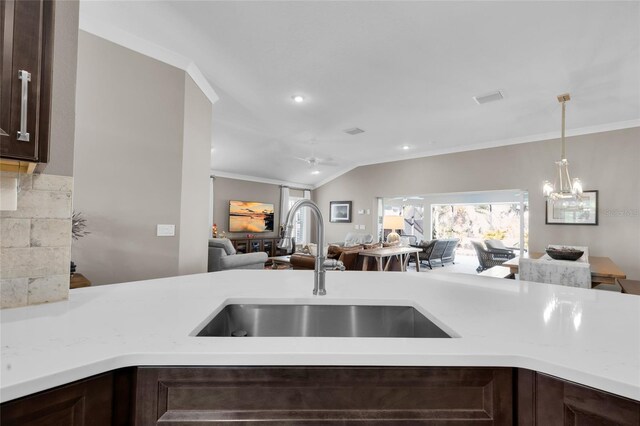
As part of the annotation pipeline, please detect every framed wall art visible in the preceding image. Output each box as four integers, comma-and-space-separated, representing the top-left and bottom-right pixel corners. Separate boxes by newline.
545, 190, 598, 225
329, 201, 352, 223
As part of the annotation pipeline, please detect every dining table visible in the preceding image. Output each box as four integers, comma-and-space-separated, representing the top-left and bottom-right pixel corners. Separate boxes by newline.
503, 252, 626, 287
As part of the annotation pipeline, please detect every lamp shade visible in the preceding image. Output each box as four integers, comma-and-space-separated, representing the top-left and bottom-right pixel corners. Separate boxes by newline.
383, 215, 404, 231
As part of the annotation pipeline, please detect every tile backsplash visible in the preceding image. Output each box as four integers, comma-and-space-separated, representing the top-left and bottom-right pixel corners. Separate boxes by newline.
1, 172, 73, 309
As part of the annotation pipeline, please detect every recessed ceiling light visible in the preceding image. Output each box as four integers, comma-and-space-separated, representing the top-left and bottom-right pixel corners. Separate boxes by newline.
401, 145, 410, 150
311, 170, 320, 175
292, 95, 305, 103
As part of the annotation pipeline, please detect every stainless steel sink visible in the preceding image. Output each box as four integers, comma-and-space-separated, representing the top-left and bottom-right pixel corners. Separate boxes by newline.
196, 304, 452, 338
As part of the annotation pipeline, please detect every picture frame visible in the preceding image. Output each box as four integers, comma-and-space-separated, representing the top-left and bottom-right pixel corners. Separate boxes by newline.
329, 201, 352, 223
545, 190, 598, 225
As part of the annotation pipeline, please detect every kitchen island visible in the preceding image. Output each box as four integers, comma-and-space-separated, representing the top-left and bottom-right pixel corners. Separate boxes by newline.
1, 270, 639, 424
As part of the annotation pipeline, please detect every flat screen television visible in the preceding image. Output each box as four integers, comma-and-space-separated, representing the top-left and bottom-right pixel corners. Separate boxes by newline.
229, 200, 275, 233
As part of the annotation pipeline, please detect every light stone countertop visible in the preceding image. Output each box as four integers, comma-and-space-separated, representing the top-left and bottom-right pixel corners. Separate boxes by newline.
1, 270, 639, 402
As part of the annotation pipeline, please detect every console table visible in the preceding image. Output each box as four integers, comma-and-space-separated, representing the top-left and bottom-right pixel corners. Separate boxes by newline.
230, 237, 287, 257
359, 246, 422, 272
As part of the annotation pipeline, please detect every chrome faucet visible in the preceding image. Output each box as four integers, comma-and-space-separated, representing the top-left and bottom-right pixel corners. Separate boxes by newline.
278, 199, 327, 295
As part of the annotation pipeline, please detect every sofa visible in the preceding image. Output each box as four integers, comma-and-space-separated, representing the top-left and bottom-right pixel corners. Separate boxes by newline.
290, 242, 403, 271
332, 232, 374, 247
208, 238, 268, 272
411, 238, 459, 269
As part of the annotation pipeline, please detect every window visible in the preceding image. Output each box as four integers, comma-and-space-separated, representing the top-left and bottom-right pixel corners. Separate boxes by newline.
288, 197, 308, 244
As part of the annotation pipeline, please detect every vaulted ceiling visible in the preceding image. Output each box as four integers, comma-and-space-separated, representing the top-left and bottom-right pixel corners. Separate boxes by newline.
80, 1, 639, 187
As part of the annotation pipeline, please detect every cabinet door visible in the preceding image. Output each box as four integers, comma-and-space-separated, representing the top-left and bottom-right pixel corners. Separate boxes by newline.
519, 371, 640, 425
0, 0, 15, 138
263, 239, 274, 256
0, 373, 114, 426
0, 0, 53, 162
248, 239, 262, 253
233, 239, 248, 254
135, 367, 513, 424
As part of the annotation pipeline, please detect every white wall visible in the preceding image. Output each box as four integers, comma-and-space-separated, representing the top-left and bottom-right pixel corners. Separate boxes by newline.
178, 75, 213, 275
314, 128, 640, 279
41, 0, 79, 177
73, 32, 213, 285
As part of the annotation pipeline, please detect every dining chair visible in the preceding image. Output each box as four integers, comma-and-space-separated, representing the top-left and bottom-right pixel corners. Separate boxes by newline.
519, 257, 591, 289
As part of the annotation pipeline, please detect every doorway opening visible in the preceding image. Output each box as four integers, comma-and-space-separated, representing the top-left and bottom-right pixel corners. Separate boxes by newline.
380, 190, 528, 274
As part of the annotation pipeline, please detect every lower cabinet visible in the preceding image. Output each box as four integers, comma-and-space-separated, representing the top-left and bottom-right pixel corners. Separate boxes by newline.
1, 367, 639, 425
517, 370, 640, 425
134, 367, 513, 424
1, 373, 115, 426
0, 369, 134, 426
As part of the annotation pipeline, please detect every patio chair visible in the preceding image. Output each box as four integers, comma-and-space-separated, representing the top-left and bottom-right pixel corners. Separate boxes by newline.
441, 238, 460, 265
471, 240, 516, 273
411, 239, 454, 269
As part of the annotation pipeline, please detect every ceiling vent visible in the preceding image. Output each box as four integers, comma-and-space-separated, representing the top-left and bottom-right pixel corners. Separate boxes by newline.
473, 91, 504, 105
343, 127, 365, 135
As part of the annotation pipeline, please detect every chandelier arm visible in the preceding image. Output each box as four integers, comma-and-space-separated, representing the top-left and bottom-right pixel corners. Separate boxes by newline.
557, 163, 563, 192
561, 100, 566, 160
564, 162, 573, 193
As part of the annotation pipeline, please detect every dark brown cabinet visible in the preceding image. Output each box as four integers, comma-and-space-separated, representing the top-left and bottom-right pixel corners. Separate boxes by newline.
0, 0, 54, 164
517, 370, 640, 425
231, 237, 280, 257
2, 367, 639, 425
0, 373, 115, 426
134, 367, 514, 424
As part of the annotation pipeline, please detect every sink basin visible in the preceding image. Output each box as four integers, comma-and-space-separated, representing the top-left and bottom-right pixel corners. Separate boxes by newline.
196, 304, 452, 338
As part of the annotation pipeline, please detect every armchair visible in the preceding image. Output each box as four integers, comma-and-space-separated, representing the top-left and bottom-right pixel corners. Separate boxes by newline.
471, 240, 516, 273
208, 238, 267, 272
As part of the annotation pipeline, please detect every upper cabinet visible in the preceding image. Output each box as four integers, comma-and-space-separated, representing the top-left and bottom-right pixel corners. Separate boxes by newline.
0, 0, 54, 166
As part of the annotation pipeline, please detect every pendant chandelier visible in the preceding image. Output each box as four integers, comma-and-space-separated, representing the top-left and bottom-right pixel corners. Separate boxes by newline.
542, 93, 583, 205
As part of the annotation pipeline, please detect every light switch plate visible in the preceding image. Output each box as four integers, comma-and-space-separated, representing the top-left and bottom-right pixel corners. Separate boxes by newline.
157, 224, 175, 236
366, 209, 371, 215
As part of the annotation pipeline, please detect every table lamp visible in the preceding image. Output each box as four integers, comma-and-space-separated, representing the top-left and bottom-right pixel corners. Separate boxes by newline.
383, 215, 404, 244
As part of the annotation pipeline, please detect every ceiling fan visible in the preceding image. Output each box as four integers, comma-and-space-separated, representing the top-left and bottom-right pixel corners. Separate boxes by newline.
293, 156, 339, 167
293, 138, 339, 168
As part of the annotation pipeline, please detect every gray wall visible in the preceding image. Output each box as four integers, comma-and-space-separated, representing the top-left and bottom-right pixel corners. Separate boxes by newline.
314, 127, 640, 279
178, 75, 213, 275
73, 32, 212, 285
41, 0, 79, 177
212, 177, 287, 239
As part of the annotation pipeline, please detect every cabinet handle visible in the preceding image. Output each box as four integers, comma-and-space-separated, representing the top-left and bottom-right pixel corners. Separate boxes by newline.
17, 70, 31, 142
